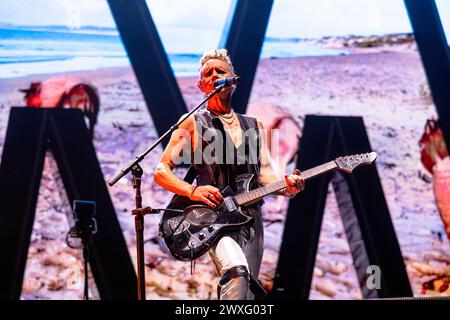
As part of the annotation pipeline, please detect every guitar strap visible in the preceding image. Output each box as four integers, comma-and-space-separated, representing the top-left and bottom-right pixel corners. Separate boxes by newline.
182, 165, 198, 184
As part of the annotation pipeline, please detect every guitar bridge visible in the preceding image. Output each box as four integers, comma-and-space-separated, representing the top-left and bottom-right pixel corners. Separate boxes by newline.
223, 196, 238, 211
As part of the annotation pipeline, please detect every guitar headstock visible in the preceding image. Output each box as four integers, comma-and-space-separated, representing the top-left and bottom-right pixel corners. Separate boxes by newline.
334, 152, 377, 173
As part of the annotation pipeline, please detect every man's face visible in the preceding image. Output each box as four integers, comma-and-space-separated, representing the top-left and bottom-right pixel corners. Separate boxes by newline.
198, 58, 234, 95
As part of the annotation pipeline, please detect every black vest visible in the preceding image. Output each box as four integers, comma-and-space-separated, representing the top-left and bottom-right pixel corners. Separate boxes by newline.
191, 108, 260, 189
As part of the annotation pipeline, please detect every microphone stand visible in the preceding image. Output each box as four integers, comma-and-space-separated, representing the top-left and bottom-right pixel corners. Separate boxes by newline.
108, 84, 226, 300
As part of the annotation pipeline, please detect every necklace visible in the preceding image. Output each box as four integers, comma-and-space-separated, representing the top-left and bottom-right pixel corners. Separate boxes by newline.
218, 111, 236, 125
213, 109, 236, 125
218, 110, 234, 119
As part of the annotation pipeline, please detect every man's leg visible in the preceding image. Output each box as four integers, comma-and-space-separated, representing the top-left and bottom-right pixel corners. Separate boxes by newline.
209, 208, 265, 300
242, 208, 265, 299
217, 265, 250, 300
209, 236, 250, 300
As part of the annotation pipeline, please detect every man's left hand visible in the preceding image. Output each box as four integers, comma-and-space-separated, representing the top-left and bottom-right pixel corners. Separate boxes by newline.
285, 169, 305, 197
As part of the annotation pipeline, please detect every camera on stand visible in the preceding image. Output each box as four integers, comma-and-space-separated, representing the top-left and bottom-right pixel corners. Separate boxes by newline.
69, 200, 97, 238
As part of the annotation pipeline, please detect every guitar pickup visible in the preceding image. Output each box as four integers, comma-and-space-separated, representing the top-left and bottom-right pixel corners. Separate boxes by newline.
223, 196, 237, 211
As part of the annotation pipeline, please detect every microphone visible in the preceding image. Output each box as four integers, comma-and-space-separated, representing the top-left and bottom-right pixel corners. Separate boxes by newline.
213, 76, 240, 88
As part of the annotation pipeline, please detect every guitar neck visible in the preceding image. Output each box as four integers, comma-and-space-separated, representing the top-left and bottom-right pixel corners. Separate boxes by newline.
234, 160, 337, 206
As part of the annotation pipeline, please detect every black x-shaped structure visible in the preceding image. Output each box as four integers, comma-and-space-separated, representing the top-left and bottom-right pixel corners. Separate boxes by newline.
0, 0, 449, 300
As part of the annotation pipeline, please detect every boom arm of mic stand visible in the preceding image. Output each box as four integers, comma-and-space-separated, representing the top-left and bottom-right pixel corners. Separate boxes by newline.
107, 84, 226, 187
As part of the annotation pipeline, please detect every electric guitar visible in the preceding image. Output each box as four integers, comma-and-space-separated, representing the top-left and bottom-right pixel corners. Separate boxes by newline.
159, 152, 377, 261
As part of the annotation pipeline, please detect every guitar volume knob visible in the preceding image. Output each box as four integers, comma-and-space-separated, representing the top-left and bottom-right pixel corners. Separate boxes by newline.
198, 233, 205, 240
208, 226, 215, 232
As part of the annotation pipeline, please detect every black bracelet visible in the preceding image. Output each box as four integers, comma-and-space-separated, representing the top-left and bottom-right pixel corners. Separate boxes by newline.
189, 186, 198, 199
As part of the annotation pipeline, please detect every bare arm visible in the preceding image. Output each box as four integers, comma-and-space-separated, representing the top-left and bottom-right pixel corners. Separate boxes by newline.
154, 114, 196, 198
153, 114, 223, 207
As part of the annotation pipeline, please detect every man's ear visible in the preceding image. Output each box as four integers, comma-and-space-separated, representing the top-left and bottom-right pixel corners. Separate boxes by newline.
197, 79, 204, 92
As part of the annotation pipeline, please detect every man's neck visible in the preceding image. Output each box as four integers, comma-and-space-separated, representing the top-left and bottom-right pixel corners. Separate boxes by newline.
207, 95, 232, 115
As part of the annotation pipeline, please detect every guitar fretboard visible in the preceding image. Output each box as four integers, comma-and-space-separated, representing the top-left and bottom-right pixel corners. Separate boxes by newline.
234, 160, 337, 206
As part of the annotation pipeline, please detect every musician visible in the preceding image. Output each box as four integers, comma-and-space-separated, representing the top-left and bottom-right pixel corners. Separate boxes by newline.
154, 49, 305, 300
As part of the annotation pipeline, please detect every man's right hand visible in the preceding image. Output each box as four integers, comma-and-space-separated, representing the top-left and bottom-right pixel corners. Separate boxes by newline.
189, 185, 223, 208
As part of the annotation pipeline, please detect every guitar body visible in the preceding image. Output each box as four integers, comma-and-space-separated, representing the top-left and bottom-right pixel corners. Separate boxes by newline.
159, 174, 258, 261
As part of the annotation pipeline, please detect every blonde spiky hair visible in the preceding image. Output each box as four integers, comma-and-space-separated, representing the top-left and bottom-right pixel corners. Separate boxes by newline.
199, 48, 235, 74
